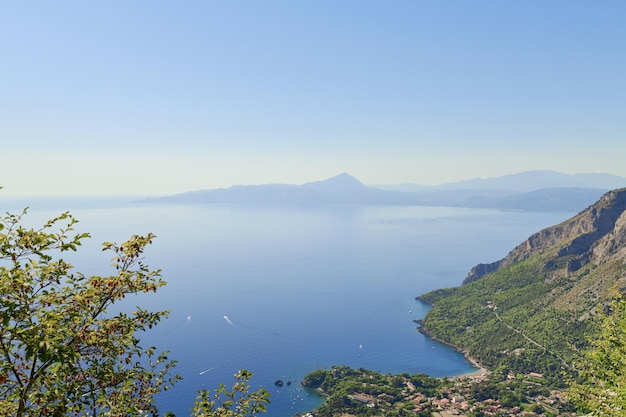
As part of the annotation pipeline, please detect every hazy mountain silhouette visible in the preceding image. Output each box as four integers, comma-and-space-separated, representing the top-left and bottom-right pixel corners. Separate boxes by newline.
142, 173, 413, 205
376, 170, 626, 192
141, 171, 626, 212
438, 170, 626, 191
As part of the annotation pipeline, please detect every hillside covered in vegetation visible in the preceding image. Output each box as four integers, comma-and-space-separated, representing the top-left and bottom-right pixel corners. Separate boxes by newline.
302, 189, 626, 417
419, 188, 626, 384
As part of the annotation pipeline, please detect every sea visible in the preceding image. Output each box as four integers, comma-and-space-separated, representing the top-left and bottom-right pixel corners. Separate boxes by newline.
4, 198, 575, 417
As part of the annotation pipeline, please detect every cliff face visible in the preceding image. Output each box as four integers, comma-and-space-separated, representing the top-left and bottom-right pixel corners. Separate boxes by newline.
463, 188, 626, 285
421, 188, 626, 381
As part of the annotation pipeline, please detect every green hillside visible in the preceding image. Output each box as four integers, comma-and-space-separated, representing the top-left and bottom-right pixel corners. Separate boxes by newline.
420, 189, 626, 386
301, 190, 626, 416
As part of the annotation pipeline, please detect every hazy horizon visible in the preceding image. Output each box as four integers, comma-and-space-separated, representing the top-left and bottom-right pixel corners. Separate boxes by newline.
1, 169, 625, 200
2, 2, 625, 196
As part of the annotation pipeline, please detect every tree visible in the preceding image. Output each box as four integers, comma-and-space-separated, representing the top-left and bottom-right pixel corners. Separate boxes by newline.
0, 207, 271, 417
0, 208, 179, 416
568, 291, 626, 416
190, 370, 270, 417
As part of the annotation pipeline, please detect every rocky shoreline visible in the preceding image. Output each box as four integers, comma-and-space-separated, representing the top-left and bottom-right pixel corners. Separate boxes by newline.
418, 325, 489, 378
414, 297, 488, 379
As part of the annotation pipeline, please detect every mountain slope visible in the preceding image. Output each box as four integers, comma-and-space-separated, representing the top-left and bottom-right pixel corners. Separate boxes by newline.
419, 188, 626, 384
464, 188, 626, 284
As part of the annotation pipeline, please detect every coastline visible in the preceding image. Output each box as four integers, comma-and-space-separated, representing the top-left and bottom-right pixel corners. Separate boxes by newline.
418, 327, 489, 378
414, 298, 489, 380
298, 302, 489, 416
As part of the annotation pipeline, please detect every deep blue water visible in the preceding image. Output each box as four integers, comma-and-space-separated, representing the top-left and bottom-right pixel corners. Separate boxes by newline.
10, 201, 574, 417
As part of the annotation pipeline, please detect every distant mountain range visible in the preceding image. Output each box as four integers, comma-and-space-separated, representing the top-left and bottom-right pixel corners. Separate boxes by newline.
375, 170, 626, 192
142, 173, 407, 205
141, 170, 626, 212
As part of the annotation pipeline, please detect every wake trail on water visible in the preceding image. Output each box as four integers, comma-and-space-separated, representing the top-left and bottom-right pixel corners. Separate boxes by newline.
199, 366, 215, 375
223, 315, 236, 327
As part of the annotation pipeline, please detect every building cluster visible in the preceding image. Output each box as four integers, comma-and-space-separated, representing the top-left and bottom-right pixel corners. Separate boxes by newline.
299, 366, 578, 417
336, 373, 573, 417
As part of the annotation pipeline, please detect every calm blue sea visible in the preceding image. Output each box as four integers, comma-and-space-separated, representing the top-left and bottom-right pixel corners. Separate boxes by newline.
9, 201, 574, 417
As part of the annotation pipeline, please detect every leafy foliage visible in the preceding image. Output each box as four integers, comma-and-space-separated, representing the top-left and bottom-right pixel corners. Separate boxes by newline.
0, 208, 179, 416
190, 370, 270, 417
568, 292, 626, 416
0, 206, 272, 417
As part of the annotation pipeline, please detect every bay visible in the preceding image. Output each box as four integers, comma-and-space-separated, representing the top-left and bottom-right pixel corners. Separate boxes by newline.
10, 201, 574, 417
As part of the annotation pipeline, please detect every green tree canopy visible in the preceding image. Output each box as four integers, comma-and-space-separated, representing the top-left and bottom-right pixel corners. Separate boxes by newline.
568, 290, 626, 416
0, 208, 179, 416
191, 370, 270, 417
0, 206, 270, 417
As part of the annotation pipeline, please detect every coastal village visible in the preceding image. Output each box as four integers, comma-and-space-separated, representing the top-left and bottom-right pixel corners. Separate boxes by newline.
300, 366, 574, 417
423, 373, 570, 417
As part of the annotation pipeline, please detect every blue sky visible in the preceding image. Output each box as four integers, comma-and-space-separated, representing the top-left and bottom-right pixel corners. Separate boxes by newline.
1, 1, 625, 195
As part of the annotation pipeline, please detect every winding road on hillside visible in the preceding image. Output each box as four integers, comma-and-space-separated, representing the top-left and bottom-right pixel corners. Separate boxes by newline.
491, 304, 571, 368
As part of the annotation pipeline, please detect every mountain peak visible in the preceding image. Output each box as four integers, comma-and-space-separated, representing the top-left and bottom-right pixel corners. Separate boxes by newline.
303, 173, 365, 191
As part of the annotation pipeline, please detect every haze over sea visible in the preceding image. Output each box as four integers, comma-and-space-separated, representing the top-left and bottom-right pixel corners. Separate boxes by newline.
12, 200, 575, 416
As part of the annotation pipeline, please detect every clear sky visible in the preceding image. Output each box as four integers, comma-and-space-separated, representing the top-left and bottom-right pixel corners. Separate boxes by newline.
1, 1, 625, 196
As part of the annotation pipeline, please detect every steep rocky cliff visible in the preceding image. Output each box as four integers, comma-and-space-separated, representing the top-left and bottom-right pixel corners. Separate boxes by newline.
463, 188, 626, 285
420, 188, 626, 381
